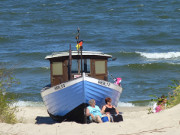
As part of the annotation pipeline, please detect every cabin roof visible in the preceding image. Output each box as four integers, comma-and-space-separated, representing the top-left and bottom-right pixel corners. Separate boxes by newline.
45, 51, 112, 59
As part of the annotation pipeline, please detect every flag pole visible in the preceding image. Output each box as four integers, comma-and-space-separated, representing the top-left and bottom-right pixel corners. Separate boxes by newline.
80, 45, 83, 75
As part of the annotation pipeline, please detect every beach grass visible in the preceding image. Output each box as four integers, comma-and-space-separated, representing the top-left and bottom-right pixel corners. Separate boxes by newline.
0, 67, 19, 123
168, 80, 180, 108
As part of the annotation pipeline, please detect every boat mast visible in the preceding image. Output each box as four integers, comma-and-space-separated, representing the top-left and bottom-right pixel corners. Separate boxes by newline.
76, 27, 81, 74
68, 44, 72, 80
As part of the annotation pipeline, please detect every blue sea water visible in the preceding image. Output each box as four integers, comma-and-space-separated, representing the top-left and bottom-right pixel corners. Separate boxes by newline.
0, 0, 180, 107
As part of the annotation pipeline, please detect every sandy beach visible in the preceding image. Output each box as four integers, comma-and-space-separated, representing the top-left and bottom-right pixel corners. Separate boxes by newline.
0, 104, 180, 135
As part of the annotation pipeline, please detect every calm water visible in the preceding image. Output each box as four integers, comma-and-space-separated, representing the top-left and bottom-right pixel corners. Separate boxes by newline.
1, 0, 180, 106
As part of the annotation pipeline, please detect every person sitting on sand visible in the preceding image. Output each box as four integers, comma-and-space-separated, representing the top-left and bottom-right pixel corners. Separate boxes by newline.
101, 97, 123, 122
156, 101, 164, 112
153, 95, 167, 113
155, 97, 167, 113
86, 99, 103, 123
101, 97, 119, 115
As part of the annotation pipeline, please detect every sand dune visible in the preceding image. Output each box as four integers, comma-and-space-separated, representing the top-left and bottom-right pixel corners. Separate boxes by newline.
0, 104, 180, 135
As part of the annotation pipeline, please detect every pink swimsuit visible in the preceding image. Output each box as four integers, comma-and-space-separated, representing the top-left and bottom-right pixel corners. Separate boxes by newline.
155, 105, 162, 112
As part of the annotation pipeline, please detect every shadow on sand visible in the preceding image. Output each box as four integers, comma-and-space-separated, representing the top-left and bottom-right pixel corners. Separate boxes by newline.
35, 116, 57, 124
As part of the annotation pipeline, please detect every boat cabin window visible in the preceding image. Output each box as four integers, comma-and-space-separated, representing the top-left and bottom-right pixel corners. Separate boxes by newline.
52, 62, 63, 75
95, 61, 105, 74
71, 59, 90, 73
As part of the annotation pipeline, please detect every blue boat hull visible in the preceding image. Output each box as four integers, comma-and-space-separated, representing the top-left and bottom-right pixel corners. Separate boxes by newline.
41, 73, 122, 123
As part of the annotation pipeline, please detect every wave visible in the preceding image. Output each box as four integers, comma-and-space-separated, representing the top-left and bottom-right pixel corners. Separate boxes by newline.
118, 101, 155, 107
110, 51, 140, 58
118, 102, 135, 107
112, 51, 180, 60
136, 51, 180, 59
0, 51, 51, 60
14, 66, 50, 74
11, 101, 154, 107
17, 66, 50, 70
126, 62, 180, 70
11, 101, 44, 107
109, 62, 180, 72
15, 52, 50, 58
12, 101, 135, 107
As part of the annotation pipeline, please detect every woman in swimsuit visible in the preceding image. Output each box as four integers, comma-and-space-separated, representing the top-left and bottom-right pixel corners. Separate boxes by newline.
101, 97, 119, 115
101, 97, 123, 122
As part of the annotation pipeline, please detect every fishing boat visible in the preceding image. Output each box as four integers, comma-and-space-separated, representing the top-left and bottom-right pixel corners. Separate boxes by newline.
41, 30, 123, 123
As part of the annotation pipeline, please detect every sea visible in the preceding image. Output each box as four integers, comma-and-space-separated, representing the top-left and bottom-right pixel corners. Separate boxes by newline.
1, 0, 180, 107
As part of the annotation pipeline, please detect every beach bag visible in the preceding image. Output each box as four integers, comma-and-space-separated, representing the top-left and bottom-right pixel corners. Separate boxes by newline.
112, 114, 123, 122
101, 116, 109, 122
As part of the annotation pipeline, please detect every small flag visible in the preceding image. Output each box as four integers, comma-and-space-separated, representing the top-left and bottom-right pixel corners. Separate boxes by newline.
76, 40, 83, 50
